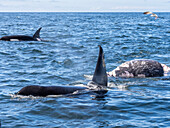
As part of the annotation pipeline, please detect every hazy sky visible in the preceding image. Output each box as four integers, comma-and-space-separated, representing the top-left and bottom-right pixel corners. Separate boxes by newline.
0, 0, 169, 12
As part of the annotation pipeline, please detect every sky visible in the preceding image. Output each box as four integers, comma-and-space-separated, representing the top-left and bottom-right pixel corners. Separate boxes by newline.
0, 0, 169, 12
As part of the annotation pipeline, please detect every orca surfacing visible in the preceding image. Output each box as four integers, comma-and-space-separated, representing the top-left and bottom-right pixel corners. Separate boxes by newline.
16, 46, 108, 97
0, 27, 42, 41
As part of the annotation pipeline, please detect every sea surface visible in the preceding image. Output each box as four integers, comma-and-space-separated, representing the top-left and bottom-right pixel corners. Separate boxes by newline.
0, 12, 169, 128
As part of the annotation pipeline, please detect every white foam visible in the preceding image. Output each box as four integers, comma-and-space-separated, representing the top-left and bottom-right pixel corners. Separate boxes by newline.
10, 93, 63, 99
84, 74, 93, 80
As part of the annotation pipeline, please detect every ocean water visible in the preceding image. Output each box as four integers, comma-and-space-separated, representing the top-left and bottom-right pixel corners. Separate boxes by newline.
0, 12, 169, 128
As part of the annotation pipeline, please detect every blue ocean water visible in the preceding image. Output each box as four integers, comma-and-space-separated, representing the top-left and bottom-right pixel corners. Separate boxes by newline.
0, 12, 169, 128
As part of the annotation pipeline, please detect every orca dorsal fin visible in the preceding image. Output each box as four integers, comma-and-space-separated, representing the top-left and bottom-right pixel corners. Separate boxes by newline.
33, 27, 42, 39
92, 45, 108, 87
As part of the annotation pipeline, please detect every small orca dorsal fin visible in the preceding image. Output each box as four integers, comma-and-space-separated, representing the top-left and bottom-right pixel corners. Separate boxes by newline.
92, 45, 108, 87
33, 27, 42, 39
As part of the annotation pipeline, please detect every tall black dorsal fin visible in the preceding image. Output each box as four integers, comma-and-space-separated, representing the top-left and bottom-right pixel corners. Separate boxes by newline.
92, 45, 108, 87
33, 27, 42, 39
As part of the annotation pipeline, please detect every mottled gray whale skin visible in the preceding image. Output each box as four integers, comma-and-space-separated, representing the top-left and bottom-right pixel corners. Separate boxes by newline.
16, 45, 108, 96
0, 27, 42, 41
108, 59, 169, 78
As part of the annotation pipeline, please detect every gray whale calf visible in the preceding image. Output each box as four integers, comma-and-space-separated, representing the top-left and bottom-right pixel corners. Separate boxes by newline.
0, 27, 42, 41
16, 45, 108, 96
108, 59, 170, 78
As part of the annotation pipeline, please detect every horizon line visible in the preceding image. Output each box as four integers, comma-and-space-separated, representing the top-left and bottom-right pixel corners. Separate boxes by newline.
0, 11, 170, 13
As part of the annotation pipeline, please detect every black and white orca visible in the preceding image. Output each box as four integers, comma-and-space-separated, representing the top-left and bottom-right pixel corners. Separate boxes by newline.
16, 45, 108, 96
0, 27, 42, 41
108, 59, 170, 78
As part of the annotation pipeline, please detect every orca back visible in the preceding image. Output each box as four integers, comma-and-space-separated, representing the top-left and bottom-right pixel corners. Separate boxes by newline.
33, 27, 42, 40
0, 27, 42, 41
0, 35, 34, 41
92, 45, 108, 87
17, 85, 87, 96
16, 45, 108, 96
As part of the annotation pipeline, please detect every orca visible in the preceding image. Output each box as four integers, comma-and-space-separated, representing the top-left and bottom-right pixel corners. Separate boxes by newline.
108, 59, 170, 78
0, 27, 42, 41
16, 45, 108, 96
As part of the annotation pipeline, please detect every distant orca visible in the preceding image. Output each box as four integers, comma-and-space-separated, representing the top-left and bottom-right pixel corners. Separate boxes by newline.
16, 45, 108, 96
108, 59, 170, 78
0, 27, 42, 41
